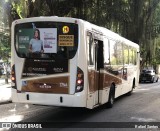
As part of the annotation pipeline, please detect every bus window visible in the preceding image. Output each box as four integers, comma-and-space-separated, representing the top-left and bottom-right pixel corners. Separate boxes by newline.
14, 22, 78, 60
129, 47, 135, 65
96, 40, 104, 70
123, 44, 129, 65
116, 42, 123, 65
110, 40, 117, 65
128, 47, 137, 65
87, 32, 94, 65
103, 37, 109, 65
133, 49, 137, 65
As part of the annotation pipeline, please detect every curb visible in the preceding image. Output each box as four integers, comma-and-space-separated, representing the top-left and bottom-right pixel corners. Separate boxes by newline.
0, 83, 11, 86
0, 100, 12, 105
0, 84, 12, 105
0, 84, 11, 88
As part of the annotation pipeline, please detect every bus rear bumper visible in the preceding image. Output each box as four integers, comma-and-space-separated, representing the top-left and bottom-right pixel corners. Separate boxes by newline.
11, 89, 86, 108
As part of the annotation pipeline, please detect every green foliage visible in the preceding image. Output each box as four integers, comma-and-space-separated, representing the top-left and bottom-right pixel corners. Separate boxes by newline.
0, 0, 10, 61
12, 0, 27, 18
1, 0, 160, 67
0, 34, 10, 62
152, 48, 160, 65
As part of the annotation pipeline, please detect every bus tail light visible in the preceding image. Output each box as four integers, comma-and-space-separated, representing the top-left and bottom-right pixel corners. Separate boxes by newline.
75, 67, 84, 92
11, 64, 17, 89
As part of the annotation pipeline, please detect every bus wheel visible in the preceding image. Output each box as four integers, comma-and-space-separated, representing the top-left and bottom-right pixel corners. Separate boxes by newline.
106, 85, 115, 108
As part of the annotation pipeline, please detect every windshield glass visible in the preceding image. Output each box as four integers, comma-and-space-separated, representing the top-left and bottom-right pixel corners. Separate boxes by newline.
142, 70, 152, 73
145, 71, 151, 73
14, 22, 78, 59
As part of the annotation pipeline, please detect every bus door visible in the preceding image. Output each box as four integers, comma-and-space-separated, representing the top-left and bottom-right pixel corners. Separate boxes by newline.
87, 31, 104, 107
94, 40, 104, 105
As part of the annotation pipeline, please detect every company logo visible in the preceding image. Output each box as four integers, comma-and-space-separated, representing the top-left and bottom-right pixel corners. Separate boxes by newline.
62, 26, 69, 34
53, 68, 64, 73
36, 82, 67, 88
39, 84, 52, 89
28, 67, 46, 72
2, 123, 11, 128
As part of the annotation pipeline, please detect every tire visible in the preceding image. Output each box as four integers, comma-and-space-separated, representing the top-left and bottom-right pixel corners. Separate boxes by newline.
156, 78, 158, 82
106, 85, 115, 108
151, 78, 154, 83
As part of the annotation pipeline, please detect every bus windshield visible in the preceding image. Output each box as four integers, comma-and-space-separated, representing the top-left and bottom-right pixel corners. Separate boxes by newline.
14, 22, 78, 59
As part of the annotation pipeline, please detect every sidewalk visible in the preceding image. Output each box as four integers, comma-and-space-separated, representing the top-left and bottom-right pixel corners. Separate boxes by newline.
0, 78, 11, 104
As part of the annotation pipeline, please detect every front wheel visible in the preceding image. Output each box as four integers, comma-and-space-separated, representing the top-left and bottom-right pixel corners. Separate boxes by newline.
106, 85, 115, 108
151, 78, 154, 83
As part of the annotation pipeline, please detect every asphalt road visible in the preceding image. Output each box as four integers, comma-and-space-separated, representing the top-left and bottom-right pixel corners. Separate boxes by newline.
0, 81, 160, 131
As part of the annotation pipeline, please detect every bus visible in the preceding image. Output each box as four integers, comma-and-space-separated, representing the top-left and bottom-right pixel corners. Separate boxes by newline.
11, 16, 140, 109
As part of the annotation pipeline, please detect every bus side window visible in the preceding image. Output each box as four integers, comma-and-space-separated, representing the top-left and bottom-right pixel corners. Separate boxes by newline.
133, 49, 137, 65
123, 44, 129, 65
96, 40, 104, 70
116, 42, 123, 65
103, 37, 110, 65
129, 47, 134, 65
87, 32, 94, 65
110, 40, 117, 65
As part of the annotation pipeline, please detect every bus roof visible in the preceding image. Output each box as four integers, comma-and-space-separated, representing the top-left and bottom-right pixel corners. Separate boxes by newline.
12, 16, 139, 49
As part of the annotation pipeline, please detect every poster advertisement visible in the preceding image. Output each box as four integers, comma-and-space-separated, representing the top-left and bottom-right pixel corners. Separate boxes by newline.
39, 28, 57, 53
17, 29, 33, 54
17, 28, 57, 55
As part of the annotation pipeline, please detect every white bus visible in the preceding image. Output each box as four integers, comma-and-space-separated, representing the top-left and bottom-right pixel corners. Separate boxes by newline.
11, 16, 140, 109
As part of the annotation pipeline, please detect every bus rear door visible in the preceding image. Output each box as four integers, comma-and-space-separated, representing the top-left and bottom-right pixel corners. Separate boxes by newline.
87, 31, 104, 107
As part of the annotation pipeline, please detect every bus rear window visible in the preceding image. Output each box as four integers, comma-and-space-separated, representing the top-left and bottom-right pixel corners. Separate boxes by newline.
14, 22, 78, 59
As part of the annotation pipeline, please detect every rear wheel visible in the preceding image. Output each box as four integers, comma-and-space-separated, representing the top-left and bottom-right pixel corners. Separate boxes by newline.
106, 85, 115, 108
156, 77, 158, 82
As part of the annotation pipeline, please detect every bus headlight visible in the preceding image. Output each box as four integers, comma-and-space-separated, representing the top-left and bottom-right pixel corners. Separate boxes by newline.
76, 67, 84, 92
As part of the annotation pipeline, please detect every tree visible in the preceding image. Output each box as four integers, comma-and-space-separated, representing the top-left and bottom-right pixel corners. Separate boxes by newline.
1, 0, 160, 72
